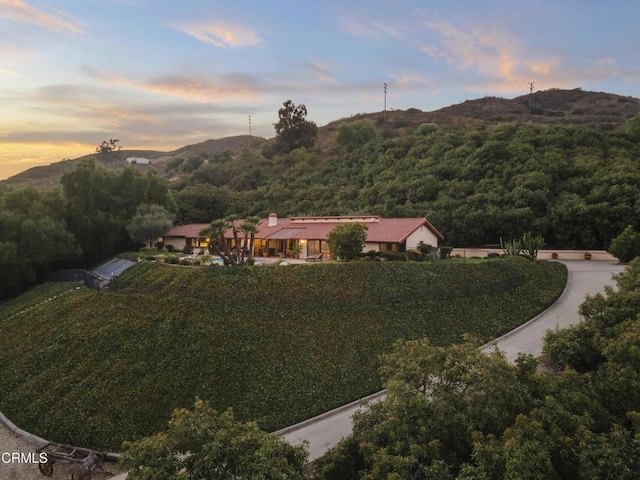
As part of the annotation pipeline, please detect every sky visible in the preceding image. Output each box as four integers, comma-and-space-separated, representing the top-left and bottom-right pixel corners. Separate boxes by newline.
1, 0, 639, 180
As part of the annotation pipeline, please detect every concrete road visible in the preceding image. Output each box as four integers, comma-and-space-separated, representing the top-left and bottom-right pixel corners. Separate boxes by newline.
484, 260, 625, 361
279, 259, 626, 462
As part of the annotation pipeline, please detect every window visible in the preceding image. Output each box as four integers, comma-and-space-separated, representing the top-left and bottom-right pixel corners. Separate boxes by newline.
307, 240, 321, 256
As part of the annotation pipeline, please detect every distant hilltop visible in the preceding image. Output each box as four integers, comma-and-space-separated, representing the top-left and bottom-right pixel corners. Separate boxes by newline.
3, 88, 639, 190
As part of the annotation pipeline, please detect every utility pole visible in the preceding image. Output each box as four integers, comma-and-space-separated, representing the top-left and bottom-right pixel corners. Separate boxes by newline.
383, 83, 388, 121
528, 81, 535, 114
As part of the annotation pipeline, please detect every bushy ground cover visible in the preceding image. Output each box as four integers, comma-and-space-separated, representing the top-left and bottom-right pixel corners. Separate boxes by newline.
0, 258, 566, 451
0, 282, 82, 321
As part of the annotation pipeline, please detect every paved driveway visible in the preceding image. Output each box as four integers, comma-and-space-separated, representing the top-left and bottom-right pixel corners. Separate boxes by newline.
485, 260, 625, 361
280, 259, 626, 461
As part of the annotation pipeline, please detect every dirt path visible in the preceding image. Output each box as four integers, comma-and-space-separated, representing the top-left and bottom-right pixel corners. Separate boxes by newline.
0, 425, 121, 480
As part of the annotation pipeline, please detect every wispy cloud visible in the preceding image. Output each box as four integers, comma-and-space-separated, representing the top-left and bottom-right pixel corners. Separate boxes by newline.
173, 19, 262, 48
145, 74, 262, 101
421, 19, 559, 93
82, 66, 263, 103
0, 0, 83, 34
303, 61, 336, 83
340, 18, 410, 41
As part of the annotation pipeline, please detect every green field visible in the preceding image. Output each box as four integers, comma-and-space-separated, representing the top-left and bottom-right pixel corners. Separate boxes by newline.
0, 258, 566, 451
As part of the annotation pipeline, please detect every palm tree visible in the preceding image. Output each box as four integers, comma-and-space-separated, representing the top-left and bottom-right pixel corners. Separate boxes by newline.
200, 216, 259, 266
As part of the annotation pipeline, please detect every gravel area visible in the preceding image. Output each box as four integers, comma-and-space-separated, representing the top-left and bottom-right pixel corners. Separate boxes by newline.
0, 422, 121, 480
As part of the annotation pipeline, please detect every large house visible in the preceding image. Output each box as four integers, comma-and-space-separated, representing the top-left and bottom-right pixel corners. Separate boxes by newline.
161, 214, 444, 258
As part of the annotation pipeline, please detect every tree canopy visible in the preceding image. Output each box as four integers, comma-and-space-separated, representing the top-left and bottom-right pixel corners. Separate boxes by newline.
608, 224, 640, 263
170, 122, 640, 250
95, 138, 122, 163
120, 398, 308, 479
61, 159, 175, 263
0, 187, 81, 299
127, 203, 175, 248
273, 100, 318, 154
326, 223, 368, 261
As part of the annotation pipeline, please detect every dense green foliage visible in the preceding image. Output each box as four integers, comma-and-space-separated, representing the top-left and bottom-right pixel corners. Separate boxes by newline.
317, 260, 640, 480
171, 122, 640, 249
0, 188, 81, 298
120, 399, 308, 479
0, 259, 565, 450
326, 223, 368, 261
0, 160, 175, 298
127, 203, 175, 247
61, 159, 175, 264
608, 224, 640, 263
273, 100, 318, 154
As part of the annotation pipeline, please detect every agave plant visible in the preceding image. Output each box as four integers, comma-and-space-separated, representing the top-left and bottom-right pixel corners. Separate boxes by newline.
500, 237, 522, 257
521, 232, 546, 261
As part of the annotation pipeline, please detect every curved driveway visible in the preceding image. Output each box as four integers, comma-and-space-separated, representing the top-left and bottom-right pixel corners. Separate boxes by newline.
279, 259, 626, 461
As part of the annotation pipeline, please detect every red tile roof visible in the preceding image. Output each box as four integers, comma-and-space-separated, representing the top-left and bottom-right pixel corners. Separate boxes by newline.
164, 223, 210, 238
165, 216, 444, 244
253, 216, 442, 243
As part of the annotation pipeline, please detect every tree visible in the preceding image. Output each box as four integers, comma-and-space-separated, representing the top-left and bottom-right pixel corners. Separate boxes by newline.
200, 216, 259, 266
336, 119, 377, 151
326, 223, 367, 261
174, 183, 229, 224
0, 187, 81, 298
625, 113, 640, 141
120, 398, 308, 479
127, 204, 175, 248
95, 138, 122, 163
62, 159, 175, 263
274, 100, 318, 154
608, 225, 640, 263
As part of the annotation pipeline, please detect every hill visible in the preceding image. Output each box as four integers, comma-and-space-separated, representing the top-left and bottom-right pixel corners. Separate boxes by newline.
0, 135, 262, 191
314, 88, 640, 149
2, 89, 638, 190
0, 258, 566, 451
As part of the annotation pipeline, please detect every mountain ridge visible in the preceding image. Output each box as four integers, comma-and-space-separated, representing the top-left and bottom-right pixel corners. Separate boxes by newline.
2, 88, 639, 190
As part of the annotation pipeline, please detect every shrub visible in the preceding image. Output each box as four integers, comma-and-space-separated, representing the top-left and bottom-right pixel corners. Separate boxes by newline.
327, 223, 368, 261
608, 225, 640, 263
415, 123, 439, 136
183, 245, 193, 255
166, 245, 174, 253
406, 250, 422, 262
117, 252, 139, 262
381, 251, 402, 261
439, 246, 453, 259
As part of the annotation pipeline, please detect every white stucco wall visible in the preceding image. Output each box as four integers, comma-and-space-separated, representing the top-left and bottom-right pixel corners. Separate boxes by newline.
163, 237, 187, 251
363, 242, 380, 252
405, 225, 440, 249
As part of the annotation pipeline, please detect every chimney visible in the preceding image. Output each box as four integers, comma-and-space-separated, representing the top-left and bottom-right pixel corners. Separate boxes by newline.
268, 213, 278, 226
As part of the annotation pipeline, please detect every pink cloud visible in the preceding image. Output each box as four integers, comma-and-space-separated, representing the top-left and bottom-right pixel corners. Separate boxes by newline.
173, 20, 262, 48
0, 0, 83, 34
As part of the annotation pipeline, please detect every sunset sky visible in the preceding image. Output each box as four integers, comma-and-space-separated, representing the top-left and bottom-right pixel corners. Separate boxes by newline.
1, 0, 639, 180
